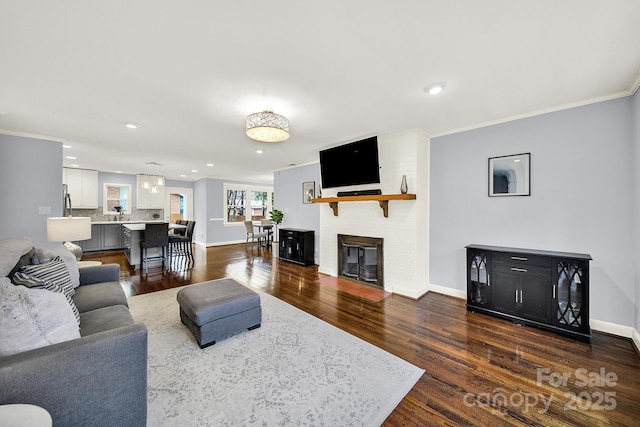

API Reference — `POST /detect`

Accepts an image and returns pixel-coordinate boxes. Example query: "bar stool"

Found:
[169,220,195,269]
[140,222,169,274]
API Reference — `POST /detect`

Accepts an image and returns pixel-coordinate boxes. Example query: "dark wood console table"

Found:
[466,244,592,341]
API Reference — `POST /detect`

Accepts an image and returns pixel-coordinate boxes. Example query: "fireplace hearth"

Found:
[337,234,383,288]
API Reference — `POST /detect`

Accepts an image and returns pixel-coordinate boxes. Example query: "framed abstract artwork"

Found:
[303,181,315,204]
[488,153,530,197]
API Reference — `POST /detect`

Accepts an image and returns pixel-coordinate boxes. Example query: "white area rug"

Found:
[128,285,424,426]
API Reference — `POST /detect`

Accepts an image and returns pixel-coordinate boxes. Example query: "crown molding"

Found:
[0,128,66,143]
[430,90,635,139]
[628,70,640,94]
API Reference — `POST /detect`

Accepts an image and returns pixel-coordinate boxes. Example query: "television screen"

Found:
[319,136,380,189]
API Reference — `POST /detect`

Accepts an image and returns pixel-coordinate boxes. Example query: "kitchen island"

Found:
[123,223,159,270]
[122,222,184,270]
[78,220,166,254]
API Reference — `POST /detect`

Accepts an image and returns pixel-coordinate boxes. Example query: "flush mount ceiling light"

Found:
[125,122,141,129]
[424,82,447,95]
[246,110,289,142]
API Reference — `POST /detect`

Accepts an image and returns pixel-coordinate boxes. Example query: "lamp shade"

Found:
[246,111,290,142]
[47,217,92,242]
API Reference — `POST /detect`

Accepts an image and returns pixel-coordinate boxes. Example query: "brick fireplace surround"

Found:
[317,130,430,299]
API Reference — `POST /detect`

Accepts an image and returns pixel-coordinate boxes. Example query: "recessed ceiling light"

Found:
[115,170,123,173]
[514,159,521,163]
[63,144,72,148]
[191,169,198,173]
[424,82,447,95]
[180,174,186,178]
[256,150,263,154]
[70,164,80,167]
[66,156,76,160]
[125,122,140,129]
[206,163,214,167]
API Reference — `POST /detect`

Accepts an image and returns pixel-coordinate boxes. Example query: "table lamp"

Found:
[47,217,92,261]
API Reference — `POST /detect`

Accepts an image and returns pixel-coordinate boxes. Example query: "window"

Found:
[103,183,132,214]
[224,183,273,225]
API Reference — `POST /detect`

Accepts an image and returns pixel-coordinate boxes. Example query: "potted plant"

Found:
[269,209,284,255]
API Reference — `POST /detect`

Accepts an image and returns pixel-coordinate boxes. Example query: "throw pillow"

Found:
[0,236,33,277]
[12,272,81,325]
[20,257,75,298]
[0,278,80,357]
[32,245,80,288]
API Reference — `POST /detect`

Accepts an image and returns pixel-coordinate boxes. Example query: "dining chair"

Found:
[140,222,169,274]
[244,221,267,248]
[260,219,274,246]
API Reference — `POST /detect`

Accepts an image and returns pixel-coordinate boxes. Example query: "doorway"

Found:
[164,187,194,222]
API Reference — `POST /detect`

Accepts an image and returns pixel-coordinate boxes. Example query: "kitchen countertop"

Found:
[90,220,166,225]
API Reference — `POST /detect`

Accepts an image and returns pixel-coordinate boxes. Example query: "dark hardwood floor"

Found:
[83,245,640,426]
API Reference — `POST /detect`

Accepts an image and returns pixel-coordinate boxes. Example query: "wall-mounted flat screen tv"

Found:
[319,136,380,189]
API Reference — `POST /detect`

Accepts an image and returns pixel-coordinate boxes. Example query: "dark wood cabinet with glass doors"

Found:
[466,244,591,341]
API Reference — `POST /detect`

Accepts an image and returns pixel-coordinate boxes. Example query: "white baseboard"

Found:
[632,328,640,354]
[428,284,640,346]
[195,239,246,247]
[590,319,635,339]
[427,283,466,300]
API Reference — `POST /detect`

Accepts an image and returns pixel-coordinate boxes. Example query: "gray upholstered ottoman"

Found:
[176,278,262,348]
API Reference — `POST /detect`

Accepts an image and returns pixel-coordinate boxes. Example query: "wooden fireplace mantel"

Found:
[311,193,416,218]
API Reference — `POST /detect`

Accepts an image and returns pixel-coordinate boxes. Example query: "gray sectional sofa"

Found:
[0,249,148,427]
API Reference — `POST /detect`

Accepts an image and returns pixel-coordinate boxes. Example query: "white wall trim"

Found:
[164,187,194,222]
[590,319,635,339]
[427,283,466,300]
[430,91,634,139]
[628,69,640,94]
[198,239,246,247]
[632,328,640,354]
[0,128,66,142]
[427,284,639,343]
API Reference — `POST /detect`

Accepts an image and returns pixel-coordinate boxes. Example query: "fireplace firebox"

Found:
[337,234,383,288]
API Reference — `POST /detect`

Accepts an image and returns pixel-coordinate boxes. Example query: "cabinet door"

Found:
[552,260,589,334]
[492,270,518,316]
[136,175,165,209]
[519,275,550,324]
[80,169,98,208]
[80,224,101,252]
[467,251,492,308]
[64,168,83,206]
[64,168,98,208]
[102,224,123,250]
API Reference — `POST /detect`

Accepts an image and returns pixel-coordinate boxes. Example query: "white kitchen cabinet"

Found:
[136,174,165,209]
[63,168,98,208]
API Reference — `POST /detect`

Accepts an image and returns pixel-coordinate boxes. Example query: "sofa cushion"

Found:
[73,281,128,313]
[19,257,75,298]
[0,278,80,357]
[32,245,80,288]
[12,272,81,325]
[79,305,135,336]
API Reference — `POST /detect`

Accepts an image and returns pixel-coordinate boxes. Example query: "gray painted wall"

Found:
[0,134,62,247]
[273,163,321,262]
[193,177,273,246]
[632,90,640,333]
[430,97,636,327]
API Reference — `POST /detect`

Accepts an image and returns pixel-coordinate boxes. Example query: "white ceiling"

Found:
[1,0,639,183]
